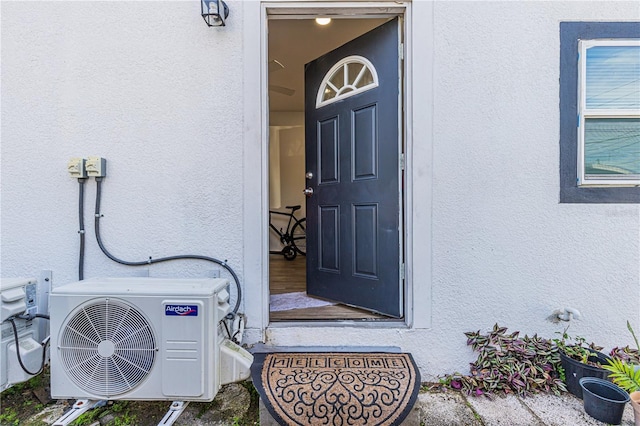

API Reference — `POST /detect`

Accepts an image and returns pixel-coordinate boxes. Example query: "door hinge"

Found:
[400,263,405,280]
[399,43,404,61]
[400,153,405,170]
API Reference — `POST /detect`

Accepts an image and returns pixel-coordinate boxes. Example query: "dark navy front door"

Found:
[304,18,402,318]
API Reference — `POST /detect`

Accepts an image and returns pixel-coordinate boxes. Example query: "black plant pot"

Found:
[559,348,611,399]
[580,377,630,425]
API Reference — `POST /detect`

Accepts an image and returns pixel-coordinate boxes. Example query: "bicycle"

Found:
[269,205,306,260]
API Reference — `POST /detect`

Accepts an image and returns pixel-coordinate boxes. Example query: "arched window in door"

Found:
[316,55,379,108]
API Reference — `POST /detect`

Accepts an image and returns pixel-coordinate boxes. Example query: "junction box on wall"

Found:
[85,157,106,177]
[67,158,87,178]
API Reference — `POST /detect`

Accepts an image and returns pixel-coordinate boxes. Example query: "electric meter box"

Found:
[0,278,43,392]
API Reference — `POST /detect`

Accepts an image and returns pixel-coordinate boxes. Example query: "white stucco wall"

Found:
[427,0,640,375]
[1,1,246,311]
[2,0,639,380]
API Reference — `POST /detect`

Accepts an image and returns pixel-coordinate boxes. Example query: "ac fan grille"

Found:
[59,298,157,397]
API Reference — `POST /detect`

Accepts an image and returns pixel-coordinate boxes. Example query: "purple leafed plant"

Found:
[443,324,567,397]
[610,321,640,364]
[609,345,640,364]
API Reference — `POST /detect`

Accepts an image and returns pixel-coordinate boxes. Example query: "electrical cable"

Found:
[231,314,244,344]
[92,178,242,317]
[5,314,51,376]
[78,178,87,280]
[221,319,232,340]
[16,313,50,321]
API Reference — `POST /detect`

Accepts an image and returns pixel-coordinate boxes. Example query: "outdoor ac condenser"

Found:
[0,278,42,392]
[50,277,252,402]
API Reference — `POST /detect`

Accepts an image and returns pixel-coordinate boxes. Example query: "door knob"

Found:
[303,187,314,197]
[305,172,313,179]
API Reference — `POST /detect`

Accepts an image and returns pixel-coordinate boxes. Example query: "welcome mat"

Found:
[251,352,421,425]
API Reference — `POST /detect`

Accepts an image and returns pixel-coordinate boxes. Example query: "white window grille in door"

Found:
[316,55,379,108]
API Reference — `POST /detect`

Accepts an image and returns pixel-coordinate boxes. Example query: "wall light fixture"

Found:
[201,0,229,27]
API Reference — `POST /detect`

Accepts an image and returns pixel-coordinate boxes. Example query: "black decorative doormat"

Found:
[251,352,421,425]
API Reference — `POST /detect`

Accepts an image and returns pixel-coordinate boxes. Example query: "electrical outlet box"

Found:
[86,156,106,177]
[67,158,86,178]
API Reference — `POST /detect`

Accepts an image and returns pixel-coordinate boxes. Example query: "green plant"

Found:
[70,401,133,426]
[553,327,604,367]
[603,321,640,393]
[627,320,640,350]
[443,324,567,397]
[109,411,137,426]
[603,358,640,393]
[110,401,128,413]
[71,408,103,426]
[0,408,20,426]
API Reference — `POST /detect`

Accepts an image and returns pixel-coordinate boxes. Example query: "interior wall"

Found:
[277,127,305,214]
[269,128,282,209]
[269,125,305,251]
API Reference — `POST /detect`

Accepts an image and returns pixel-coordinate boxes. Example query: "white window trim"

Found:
[316,55,379,108]
[577,39,640,187]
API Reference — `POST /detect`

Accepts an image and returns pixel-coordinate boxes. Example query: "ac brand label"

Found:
[165,304,198,316]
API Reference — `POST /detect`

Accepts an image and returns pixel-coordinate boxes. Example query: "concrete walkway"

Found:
[24,386,639,425]
[260,388,637,425]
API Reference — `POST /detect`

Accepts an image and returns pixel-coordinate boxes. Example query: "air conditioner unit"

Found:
[50,277,252,402]
[1,278,42,392]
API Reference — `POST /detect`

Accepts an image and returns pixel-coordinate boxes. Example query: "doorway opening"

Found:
[267,15,404,322]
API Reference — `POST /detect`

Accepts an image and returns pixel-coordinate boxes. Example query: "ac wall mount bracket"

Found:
[53,400,106,426]
[158,401,190,426]
[52,400,190,426]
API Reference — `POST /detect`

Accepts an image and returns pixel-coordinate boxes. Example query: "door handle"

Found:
[305,172,313,180]
[303,187,314,197]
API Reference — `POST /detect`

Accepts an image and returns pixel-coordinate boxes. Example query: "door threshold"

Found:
[250,343,401,353]
[267,318,407,328]
[269,304,388,321]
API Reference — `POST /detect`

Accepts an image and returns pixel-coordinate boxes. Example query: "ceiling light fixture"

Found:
[315,17,331,26]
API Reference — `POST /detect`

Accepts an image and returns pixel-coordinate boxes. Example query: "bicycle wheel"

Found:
[291,218,306,256]
[283,245,297,261]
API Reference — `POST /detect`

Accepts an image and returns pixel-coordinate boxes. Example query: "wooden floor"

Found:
[269,254,385,321]
[269,254,306,295]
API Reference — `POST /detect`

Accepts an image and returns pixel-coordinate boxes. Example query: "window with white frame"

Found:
[316,56,379,108]
[560,22,640,203]
[578,40,640,186]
